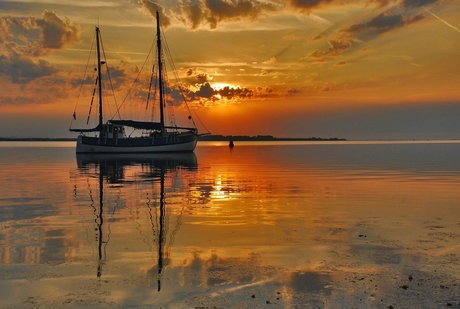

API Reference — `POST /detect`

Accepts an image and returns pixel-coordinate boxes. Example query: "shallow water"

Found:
[0,141,459,308]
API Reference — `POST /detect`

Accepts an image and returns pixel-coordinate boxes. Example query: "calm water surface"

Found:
[0,141,459,308]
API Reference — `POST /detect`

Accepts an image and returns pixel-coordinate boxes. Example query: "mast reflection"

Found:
[76,153,197,290]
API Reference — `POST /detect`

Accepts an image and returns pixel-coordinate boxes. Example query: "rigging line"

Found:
[98,32,122,121]
[85,177,97,262]
[161,29,185,125]
[138,54,154,123]
[142,47,159,125]
[166,172,185,250]
[86,77,98,125]
[70,35,96,129]
[104,184,120,265]
[161,27,208,132]
[151,53,159,123]
[112,39,156,121]
[141,192,154,252]
[146,63,155,110]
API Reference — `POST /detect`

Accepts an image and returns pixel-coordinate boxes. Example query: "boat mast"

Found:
[96,27,103,130]
[156,11,165,131]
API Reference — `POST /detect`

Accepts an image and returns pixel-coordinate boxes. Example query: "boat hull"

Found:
[76,134,197,153]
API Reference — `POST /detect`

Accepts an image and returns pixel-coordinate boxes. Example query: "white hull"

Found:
[76,136,197,153]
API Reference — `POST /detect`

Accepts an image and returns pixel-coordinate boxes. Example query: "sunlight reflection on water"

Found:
[0,141,459,308]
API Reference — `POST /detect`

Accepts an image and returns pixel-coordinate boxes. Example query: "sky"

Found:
[0,0,459,140]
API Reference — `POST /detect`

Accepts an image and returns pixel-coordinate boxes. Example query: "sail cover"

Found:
[109,120,163,130]
[69,124,103,132]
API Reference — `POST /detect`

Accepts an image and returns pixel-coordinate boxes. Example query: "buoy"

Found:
[229,140,234,147]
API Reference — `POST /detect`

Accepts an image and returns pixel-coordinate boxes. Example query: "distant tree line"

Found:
[198,135,345,141]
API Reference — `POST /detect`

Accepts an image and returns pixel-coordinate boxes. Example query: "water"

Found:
[0,141,459,308]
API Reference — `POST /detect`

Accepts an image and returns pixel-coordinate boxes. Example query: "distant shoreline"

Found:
[0,137,76,141]
[0,135,346,142]
[198,135,346,141]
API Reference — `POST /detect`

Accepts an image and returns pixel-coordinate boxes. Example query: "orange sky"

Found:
[0,0,459,139]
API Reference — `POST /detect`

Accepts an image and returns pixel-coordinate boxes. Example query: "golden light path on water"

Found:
[0,141,459,308]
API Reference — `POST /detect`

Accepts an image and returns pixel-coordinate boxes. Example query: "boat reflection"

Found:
[75,153,197,290]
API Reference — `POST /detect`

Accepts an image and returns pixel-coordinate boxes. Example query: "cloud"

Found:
[367,0,443,8]
[311,34,325,41]
[344,11,424,34]
[140,0,441,30]
[4,12,81,57]
[401,0,439,7]
[335,60,349,66]
[5,16,35,31]
[186,68,213,83]
[287,0,336,11]
[70,75,94,88]
[0,11,81,84]
[167,81,280,107]
[0,75,70,106]
[174,0,282,29]
[0,18,10,43]
[35,10,81,50]
[262,56,276,65]
[308,39,352,58]
[196,82,215,98]
[7,11,81,54]
[0,51,57,84]
[139,0,171,27]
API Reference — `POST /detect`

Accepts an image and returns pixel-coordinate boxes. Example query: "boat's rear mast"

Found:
[156,11,165,133]
[96,27,103,132]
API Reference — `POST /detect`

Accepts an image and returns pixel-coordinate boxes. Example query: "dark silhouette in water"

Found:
[76,152,197,291]
[229,139,234,148]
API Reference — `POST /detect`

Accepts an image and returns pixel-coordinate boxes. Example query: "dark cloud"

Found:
[287,88,301,95]
[139,0,171,27]
[35,10,81,50]
[343,11,424,34]
[4,11,81,57]
[401,0,439,7]
[287,0,336,11]
[196,82,215,98]
[0,51,57,84]
[0,18,11,43]
[175,1,204,29]
[186,68,213,83]
[0,94,31,105]
[0,11,81,84]
[216,84,253,100]
[311,34,325,41]
[335,60,349,65]
[0,76,69,106]
[170,82,281,106]
[6,16,35,31]
[367,0,442,7]
[174,0,282,29]
[70,75,95,88]
[142,0,439,30]
[308,39,351,58]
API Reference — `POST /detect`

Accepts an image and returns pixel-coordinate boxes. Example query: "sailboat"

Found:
[70,11,201,153]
